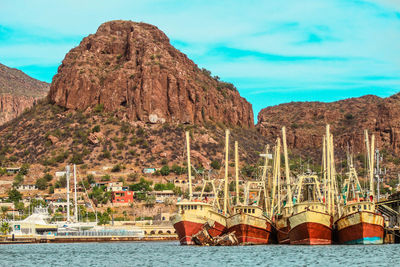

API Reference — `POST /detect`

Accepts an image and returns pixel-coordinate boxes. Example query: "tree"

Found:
[48,185,55,194]
[241,164,257,177]
[1,206,9,220]
[122,211,128,221]
[129,178,152,192]
[173,187,183,196]
[14,202,24,212]
[35,178,48,190]
[160,165,170,176]
[211,160,221,170]
[171,164,184,175]
[145,195,156,208]
[98,212,110,225]
[111,164,121,172]
[1,222,10,235]
[101,174,111,181]
[43,173,53,182]
[8,188,22,202]
[13,173,24,187]
[86,174,95,184]
[71,153,84,164]
[55,175,67,188]
[92,125,101,133]
[154,183,175,191]
[19,164,29,175]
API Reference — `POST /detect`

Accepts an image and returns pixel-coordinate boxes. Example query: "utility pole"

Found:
[66,165,70,223]
[74,164,78,222]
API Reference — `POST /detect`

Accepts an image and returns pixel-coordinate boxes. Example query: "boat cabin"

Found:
[293,202,327,214]
[176,201,212,213]
[234,205,264,217]
[343,202,375,216]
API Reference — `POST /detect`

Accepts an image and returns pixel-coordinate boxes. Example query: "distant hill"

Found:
[257,93,400,182]
[0,63,49,124]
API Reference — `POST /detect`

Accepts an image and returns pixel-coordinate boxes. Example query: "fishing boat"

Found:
[289,125,338,245]
[228,205,273,245]
[335,131,384,244]
[288,173,333,245]
[172,201,227,245]
[226,142,274,245]
[172,131,227,245]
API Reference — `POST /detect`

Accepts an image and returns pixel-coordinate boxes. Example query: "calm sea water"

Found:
[0,241,398,267]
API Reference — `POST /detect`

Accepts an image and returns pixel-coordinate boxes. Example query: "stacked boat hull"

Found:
[276,217,290,244]
[289,210,333,245]
[335,211,384,245]
[172,206,227,245]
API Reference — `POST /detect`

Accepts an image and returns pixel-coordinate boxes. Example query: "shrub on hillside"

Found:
[160,165,170,176]
[211,160,221,170]
[35,178,48,190]
[111,164,122,172]
[92,125,101,133]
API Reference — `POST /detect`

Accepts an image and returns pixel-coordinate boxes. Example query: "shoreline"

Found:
[0,235,178,245]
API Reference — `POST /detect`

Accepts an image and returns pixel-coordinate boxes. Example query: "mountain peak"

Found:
[49,20,253,128]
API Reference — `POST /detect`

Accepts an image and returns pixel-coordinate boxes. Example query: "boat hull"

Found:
[289,210,332,245]
[227,213,273,245]
[173,219,204,245]
[277,225,290,244]
[172,211,227,245]
[335,211,384,245]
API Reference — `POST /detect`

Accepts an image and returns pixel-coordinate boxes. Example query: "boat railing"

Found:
[56,229,144,237]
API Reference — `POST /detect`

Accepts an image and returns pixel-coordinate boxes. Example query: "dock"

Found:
[0,234,177,244]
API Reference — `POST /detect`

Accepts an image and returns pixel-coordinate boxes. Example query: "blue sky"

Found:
[0,0,400,121]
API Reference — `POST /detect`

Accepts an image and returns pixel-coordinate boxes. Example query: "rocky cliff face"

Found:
[0,94,41,124]
[0,63,49,125]
[49,20,253,127]
[257,94,400,154]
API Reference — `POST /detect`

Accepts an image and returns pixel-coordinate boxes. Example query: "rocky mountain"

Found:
[0,63,49,124]
[0,20,263,197]
[49,20,253,128]
[257,93,400,162]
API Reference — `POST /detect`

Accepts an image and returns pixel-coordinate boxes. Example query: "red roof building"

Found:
[112,191,134,203]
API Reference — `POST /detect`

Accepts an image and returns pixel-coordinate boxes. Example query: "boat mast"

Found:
[270,138,281,216]
[325,125,331,214]
[270,142,278,217]
[329,134,338,216]
[223,129,230,215]
[282,127,292,211]
[74,164,78,222]
[261,145,270,214]
[66,165,71,223]
[235,141,240,205]
[185,131,193,201]
[276,138,281,215]
[370,134,375,201]
[322,136,327,204]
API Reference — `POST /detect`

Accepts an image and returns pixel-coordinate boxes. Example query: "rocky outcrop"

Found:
[256,93,400,154]
[49,20,253,127]
[0,63,49,125]
[0,94,42,124]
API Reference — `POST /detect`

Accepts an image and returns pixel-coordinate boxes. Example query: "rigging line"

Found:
[77,169,98,223]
